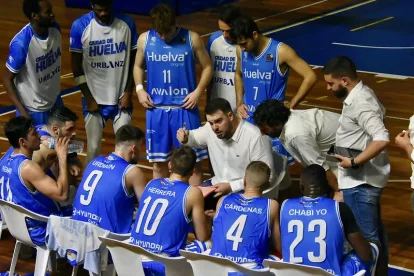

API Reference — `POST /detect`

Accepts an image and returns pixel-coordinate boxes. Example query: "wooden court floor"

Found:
[0,0,413,274]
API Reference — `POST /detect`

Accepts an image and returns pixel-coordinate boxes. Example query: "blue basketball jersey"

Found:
[241,38,288,117]
[280,197,345,276]
[210,194,271,267]
[0,151,61,245]
[144,28,196,106]
[72,153,136,233]
[130,178,191,256]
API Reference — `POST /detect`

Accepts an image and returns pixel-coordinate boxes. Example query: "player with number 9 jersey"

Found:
[210,194,271,268]
[280,196,344,275]
[72,125,147,233]
[72,153,136,233]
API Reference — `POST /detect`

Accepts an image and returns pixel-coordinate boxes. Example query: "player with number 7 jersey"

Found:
[129,146,211,275]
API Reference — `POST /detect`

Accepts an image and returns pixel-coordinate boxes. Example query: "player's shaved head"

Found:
[245,161,271,190]
[300,164,331,198]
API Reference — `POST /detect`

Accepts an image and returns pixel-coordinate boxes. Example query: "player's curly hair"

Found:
[253,99,291,129]
[22,0,42,20]
[230,15,260,41]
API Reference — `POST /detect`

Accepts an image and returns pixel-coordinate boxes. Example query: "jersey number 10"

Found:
[135,196,169,236]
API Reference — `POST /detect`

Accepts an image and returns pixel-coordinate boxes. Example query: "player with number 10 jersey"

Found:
[129,146,210,275]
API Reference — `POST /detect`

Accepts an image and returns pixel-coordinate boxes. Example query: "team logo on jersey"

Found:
[8,56,14,64]
[180,37,186,44]
[107,155,115,161]
[300,197,319,207]
[161,179,175,187]
[266,54,274,62]
[239,198,254,206]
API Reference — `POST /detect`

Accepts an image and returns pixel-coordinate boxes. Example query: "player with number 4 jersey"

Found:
[209,161,281,271]
[280,165,374,276]
[72,125,146,233]
[130,146,211,276]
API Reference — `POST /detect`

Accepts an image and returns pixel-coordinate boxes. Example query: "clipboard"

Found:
[197,186,217,198]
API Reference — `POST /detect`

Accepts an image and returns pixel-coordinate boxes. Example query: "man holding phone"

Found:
[253,99,341,196]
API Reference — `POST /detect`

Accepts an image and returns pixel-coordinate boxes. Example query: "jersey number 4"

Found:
[226,214,247,251]
[288,219,327,263]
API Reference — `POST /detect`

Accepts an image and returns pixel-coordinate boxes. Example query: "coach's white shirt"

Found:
[280,108,340,170]
[336,81,390,189]
[186,119,275,192]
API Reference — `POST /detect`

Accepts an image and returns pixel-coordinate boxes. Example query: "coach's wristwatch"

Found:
[350,158,359,169]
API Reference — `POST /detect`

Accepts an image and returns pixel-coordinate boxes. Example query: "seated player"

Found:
[33,106,82,214]
[0,117,70,245]
[72,125,147,234]
[209,161,281,274]
[280,164,375,275]
[129,145,211,275]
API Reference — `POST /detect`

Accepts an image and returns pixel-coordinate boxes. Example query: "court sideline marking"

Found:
[200,0,330,37]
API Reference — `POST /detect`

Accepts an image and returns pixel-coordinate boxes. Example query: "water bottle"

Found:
[47,137,84,154]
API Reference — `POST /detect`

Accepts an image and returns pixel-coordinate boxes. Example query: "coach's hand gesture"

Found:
[177,128,189,144]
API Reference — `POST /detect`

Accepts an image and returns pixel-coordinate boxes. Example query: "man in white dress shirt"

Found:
[394,116,414,214]
[323,56,390,276]
[253,99,341,195]
[176,98,276,197]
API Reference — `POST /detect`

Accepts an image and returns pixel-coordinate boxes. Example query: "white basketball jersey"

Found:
[70,12,138,105]
[207,31,237,111]
[6,23,62,111]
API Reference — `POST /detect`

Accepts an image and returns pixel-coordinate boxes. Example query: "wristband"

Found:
[75,75,86,85]
[136,84,144,92]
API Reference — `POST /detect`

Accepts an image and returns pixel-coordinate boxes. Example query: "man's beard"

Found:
[333,86,348,99]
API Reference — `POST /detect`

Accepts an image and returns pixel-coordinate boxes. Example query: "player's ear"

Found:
[243,176,247,188]
[168,161,172,171]
[52,125,59,135]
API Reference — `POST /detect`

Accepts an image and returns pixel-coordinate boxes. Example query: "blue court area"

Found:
[389,266,414,276]
[268,0,414,77]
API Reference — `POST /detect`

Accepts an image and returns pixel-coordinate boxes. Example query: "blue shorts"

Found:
[146,107,208,162]
[341,251,368,276]
[142,261,166,276]
[245,117,294,165]
[81,98,132,128]
[16,97,64,126]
